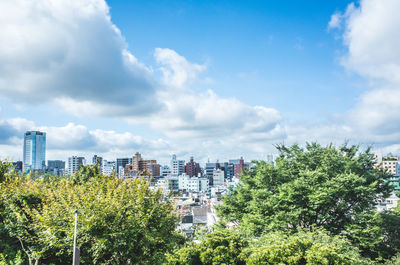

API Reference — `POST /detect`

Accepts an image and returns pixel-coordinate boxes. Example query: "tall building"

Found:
[47,160,65,176]
[116,158,132,174]
[171,154,185,176]
[92,155,103,167]
[161,165,171,177]
[213,168,225,187]
[132,152,142,171]
[68,156,86,175]
[126,153,160,176]
[381,156,400,190]
[185,156,201,177]
[23,131,46,172]
[233,157,249,177]
[102,160,115,176]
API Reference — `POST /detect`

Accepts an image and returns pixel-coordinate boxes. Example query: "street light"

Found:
[72,209,80,265]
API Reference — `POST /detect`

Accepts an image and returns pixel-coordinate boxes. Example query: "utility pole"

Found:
[72,209,80,265]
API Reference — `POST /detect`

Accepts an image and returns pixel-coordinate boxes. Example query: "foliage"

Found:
[0,164,183,265]
[244,229,371,265]
[166,228,371,265]
[217,143,396,260]
[165,229,247,265]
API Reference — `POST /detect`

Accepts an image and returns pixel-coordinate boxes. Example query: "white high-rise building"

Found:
[213,168,225,187]
[171,154,185,176]
[23,131,46,172]
[102,160,115,176]
[68,156,86,175]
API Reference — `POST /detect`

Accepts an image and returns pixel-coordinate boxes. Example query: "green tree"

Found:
[243,229,371,265]
[218,143,395,260]
[165,229,247,265]
[0,164,184,264]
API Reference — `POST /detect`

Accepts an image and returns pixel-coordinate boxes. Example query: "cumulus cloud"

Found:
[298,0,400,154]
[0,117,173,161]
[0,0,161,117]
[130,49,286,151]
[154,48,206,88]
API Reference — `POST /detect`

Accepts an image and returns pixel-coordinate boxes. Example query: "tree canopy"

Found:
[0,164,183,265]
[217,143,398,260]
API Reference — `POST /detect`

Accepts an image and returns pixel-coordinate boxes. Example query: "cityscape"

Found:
[2,0,400,264]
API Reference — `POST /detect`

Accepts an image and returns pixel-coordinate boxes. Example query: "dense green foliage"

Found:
[0,165,182,265]
[2,142,400,264]
[217,143,400,261]
[166,228,371,265]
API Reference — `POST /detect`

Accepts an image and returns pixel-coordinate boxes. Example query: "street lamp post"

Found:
[72,209,79,265]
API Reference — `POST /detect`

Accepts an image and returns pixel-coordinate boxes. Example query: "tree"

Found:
[165,229,247,265]
[218,143,395,259]
[0,164,184,264]
[243,229,371,265]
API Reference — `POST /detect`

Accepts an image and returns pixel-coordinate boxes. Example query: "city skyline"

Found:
[1,0,400,164]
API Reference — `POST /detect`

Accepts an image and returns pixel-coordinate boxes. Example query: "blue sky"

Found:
[1,0,400,164]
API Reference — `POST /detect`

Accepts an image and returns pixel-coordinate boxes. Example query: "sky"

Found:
[1,0,400,165]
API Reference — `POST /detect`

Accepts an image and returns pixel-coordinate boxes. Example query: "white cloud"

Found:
[328,12,342,30]
[0,0,161,117]
[154,48,206,88]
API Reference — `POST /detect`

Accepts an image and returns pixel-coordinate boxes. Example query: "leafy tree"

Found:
[165,229,247,265]
[243,229,371,265]
[218,143,395,259]
[0,164,184,264]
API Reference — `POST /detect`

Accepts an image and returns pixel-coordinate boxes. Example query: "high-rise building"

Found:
[161,165,171,177]
[126,153,160,176]
[381,156,400,190]
[213,168,225,187]
[92,155,103,167]
[68,156,86,175]
[23,131,46,172]
[185,156,201,177]
[171,154,185,176]
[102,160,115,176]
[132,152,142,171]
[47,160,65,176]
[116,158,132,174]
[233,157,249,177]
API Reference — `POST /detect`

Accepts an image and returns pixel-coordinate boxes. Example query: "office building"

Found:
[68,156,86,175]
[381,156,400,190]
[185,157,201,177]
[116,158,132,174]
[47,160,65,176]
[161,165,171,177]
[102,160,115,176]
[171,154,185,176]
[23,131,46,172]
[213,168,225,187]
[92,155,103,167]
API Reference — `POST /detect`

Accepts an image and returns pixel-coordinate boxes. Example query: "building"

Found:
[232,157,249,177]
[185,157,201,177]
[92,155,103,167]
[178,173,209,192]
[68,156,86,175]
[381,156,400,190]
[213,168,225,187]
[102,160,115,176]
[116,158,132,174]
[125,153,161,176]
[47,160,65,176]
[161,165,171,177]
[132,152,142,171]
[171,154,185,176]
[23,131,46,172]
[12,161,23,172]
